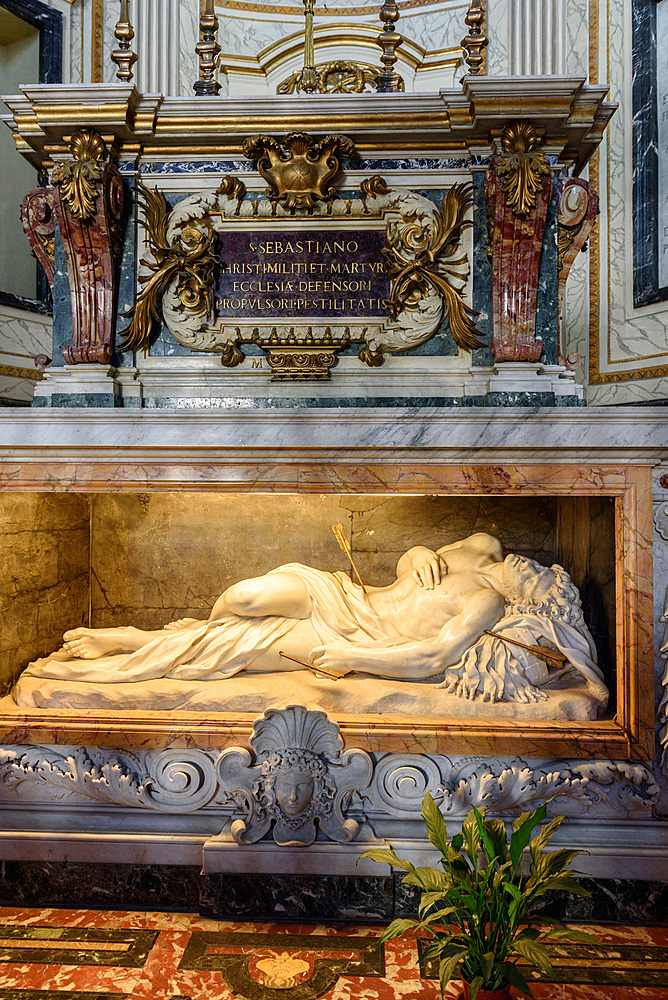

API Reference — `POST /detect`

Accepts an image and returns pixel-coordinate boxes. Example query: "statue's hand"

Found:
[311,644,354,675]
[410,546,446,590]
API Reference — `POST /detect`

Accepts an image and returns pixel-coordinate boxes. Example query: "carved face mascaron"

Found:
[274,770,315,817]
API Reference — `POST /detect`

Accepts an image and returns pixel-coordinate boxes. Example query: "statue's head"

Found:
[502,553,585,627]
[254,748,336,829]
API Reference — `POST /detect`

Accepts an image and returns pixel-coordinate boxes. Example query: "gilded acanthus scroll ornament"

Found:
[485,121,553,362]
[496,121,550,218]
[216,706,372,847]
[46,129,126,364]
[277,61,381,95]
[242,132,357,211]
[384,183,482,351]
[118,183,218,353]
[52,129,107,221]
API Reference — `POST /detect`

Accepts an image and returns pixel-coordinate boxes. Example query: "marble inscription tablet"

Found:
[214,228,390,320]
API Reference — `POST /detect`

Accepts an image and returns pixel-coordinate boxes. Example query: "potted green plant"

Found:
[360,793,597,999]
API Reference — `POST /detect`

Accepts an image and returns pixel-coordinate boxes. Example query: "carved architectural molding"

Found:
[48,129,125,365]
[0,746,219,813]
[363,754,658,820]
[486,121,553,363]
[217,706,373,846]
[0,744,657,821]
[20,188,55,290]
[252,328,350,380]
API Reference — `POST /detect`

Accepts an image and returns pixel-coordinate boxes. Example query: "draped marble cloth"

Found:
[20,563,406,686]
[442,606,608,708]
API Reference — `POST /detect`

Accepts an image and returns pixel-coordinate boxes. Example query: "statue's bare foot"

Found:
[62,628,127,660]
[163,618,200,632]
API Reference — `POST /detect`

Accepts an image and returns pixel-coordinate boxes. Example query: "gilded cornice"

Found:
[2,79,615,173]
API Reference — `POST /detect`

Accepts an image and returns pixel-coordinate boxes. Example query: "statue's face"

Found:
[504,553,556,602]
[275,771,314,817]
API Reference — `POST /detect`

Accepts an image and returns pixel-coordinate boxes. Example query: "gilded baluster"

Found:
[461,0,488,76]
[111,0,137,83]
[375,0,404,93]
[194,0,221,95]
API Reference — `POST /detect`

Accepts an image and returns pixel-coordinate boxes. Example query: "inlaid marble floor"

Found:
[0,907,665,999]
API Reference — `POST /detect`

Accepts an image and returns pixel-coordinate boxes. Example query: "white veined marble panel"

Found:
[586,0,668,402]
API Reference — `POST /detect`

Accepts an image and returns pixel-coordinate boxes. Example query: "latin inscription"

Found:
[214,229,390,319]
[659,0,668,287]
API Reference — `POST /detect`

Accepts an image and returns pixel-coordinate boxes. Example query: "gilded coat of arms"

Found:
[242,132,356,211]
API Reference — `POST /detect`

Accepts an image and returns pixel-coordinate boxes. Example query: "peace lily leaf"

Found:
[358,848,414,871]
[510,803,548,870]
[473,807,497,864]
[421,791,450,856]
[484,818,509,863]
[402,866,447,890]
[512,937,555,976]
[422,905,460,925]
[502,960,534,998]
[462,809,481,865]
[529,816,563,862]
[468,975,484,1000]
[439,950,467,992]
[418,890,447,917]
[545,928,599,943]
[480,951,495,980]
[451,832,464,852]
[529,875,590,898]
[378,918,420,944]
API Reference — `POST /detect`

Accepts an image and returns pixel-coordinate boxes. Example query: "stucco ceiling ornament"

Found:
[155,169,479,365]
[217,705,373,846]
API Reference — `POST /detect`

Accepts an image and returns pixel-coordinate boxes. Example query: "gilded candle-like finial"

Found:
[375,0,404,93]
[111,0,137,83]
[194,0,222,95]
[300,0,318,94]
[461,0,488,76]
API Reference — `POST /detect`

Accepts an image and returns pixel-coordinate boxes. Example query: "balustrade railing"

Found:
[110,0,489,95]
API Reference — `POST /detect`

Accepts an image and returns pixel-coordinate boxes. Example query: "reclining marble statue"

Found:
[15,532,608,712]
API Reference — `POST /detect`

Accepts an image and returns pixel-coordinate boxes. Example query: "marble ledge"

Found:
[0,407,667,467]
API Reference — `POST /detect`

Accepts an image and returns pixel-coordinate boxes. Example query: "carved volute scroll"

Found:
[486,121,553,363]
[217,706,373,847]
[557,176,599,321]
[49,129,126,365]
[21,188,56,290]
[118,182,218,353]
